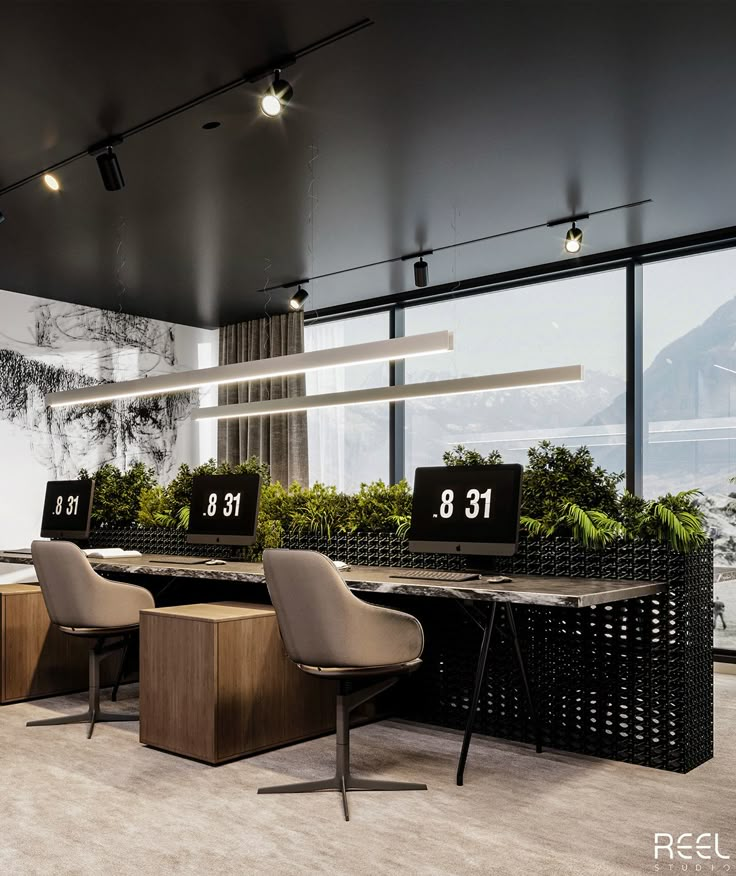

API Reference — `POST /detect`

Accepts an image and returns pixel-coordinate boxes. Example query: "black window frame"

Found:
[304,225,736,664]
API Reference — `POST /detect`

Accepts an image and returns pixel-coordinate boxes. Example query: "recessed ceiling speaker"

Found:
[96,147,125,192]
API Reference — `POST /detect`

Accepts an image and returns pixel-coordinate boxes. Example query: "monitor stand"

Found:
[463,556,500,576]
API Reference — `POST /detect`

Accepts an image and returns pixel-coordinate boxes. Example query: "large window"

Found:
[403,271,627,479]
[642,249,736,652]
[304,312,390,491]
[304,250,736,658]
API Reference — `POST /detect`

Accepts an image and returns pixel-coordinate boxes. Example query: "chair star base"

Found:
[258,774,427,822]
[27,710,139,738]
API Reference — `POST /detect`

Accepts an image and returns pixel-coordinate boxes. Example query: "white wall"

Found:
[0,288,217,546]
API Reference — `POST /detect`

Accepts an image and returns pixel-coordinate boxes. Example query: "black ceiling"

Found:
[1,1,736,328]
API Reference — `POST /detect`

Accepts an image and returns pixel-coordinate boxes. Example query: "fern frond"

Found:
[177,505,190,530]
[520,516,555,538]
[560,502,623,548]
[388,514,412,539]
[649,500,706,552]
[153,511,176,528]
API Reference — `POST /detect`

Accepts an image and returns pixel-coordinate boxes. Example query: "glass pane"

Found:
[304,312,390,491]
[642,248,736,652]
[404,270,626,480]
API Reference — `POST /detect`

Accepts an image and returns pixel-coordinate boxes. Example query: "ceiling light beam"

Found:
[45,330,454,409]
[192,364,584,421]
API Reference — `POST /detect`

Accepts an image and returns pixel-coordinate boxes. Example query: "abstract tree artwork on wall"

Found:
[0,299,192,480]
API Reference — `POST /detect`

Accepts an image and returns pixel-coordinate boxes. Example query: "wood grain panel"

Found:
[216,614,335,761]
[139,603,336,764]
[139,612,216,762]
[1,586,118,703]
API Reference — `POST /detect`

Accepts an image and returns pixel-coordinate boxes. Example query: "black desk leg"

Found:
[456,602,497,786]
[505,603,543,754]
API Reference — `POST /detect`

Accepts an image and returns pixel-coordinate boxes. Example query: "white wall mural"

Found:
[0,288,216,545]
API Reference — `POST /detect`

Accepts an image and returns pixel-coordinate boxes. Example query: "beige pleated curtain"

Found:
[217,312,308,486]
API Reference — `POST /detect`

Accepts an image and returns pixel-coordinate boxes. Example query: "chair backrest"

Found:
[262,549,423,669]
[31,540,153,629]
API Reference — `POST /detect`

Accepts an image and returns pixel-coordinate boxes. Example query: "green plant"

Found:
[346,480,413,533]
[519,515,554,538]
[445,439,706,553]
[138,485,172,527]
[289,483,355,539]
[79,461,156,528]
[521,441,623,531]
[643,490,707,552]
[521,503,625,547]
[443,445,504,466]
[559,502,626,548]
[388,514,412,538]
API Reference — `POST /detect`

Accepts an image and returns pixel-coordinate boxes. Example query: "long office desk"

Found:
[0,551,667,780]
[0,552,663,604]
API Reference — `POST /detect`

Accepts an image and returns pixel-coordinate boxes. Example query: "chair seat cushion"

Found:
[58,623,140,637]
[296,658,422,678]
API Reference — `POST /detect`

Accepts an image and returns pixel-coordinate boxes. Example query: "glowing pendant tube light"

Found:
[45,331,454,409]
[192,364,584,421]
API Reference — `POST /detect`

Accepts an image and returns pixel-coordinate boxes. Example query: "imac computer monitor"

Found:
[40,479,95,540]
[408,464,523,557]
[186,473,261,546]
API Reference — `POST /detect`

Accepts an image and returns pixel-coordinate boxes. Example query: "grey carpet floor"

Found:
[1,676,734,876]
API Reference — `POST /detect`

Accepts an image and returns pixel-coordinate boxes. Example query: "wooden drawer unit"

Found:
[0,584,114,703]
[139,602,335,764]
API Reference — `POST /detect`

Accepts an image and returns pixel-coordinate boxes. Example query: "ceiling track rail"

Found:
[0,17,374,198]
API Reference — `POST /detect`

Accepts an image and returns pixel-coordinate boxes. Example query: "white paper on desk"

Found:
[83,548,142,559]
[0,565,38,584]
[331,559,352,572]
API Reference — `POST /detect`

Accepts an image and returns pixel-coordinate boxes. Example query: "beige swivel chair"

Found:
[29,540,154,738]
[259,549,427,821]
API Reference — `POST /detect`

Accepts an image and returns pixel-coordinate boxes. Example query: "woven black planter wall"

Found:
[388,539,713,774]
[280,531,465,569]
[88,527,244,559]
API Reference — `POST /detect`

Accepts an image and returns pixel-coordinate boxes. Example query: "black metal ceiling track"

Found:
[304,223,736,324]
[0,17,374,198]
[264,199,652,293]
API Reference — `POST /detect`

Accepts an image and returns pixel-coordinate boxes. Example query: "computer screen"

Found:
[186,473,261,546]
[40,479,95,539]
[408,464,523,556]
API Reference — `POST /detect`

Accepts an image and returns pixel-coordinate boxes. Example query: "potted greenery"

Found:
[440,441,710,580]
[81,439,711,570]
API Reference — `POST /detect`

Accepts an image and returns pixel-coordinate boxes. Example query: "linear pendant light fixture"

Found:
[191,364,584,422]
[45,331,454,409]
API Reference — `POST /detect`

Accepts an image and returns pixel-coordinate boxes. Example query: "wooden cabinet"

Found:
[0,584,107,703]
[139,602,335,764]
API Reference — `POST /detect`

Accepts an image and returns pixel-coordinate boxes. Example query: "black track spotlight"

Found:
[414,258,429,287]
[564,222,583,254]
[261,71,294,118]
[96,146,125,192]
[289,285,309,311]
[0,211,5,224]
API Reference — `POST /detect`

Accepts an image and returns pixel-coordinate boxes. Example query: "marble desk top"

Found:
[0,552,663,608]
